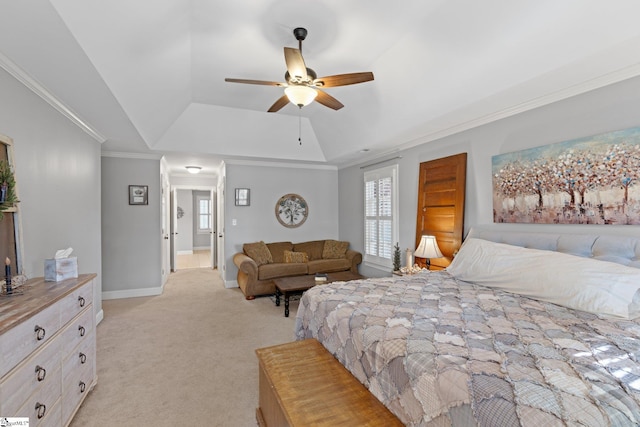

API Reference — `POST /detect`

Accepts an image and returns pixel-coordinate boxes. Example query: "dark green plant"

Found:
[0,160,18,220]
[393,242,401,271]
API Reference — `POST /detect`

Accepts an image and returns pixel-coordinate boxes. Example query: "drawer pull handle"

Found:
[78,296,85,307]
[79,325,86,336]
[35,402,46,419]
[79,381,86,393]
[35,365,47,381]
[34,325,46,341]
[79,352,87,364]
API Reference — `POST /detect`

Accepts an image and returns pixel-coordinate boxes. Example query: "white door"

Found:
[170,189,178,272]
[161,173,170,283]
[216,177,225,280]
[210,188,216,268]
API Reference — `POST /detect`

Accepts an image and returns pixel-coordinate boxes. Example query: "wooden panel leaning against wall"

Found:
[415,152,467,270]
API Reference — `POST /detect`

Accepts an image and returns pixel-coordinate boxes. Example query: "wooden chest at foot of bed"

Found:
[255,339,402,427]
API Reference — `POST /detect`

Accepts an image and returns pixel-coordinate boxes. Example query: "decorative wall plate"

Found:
[275,193,308,228]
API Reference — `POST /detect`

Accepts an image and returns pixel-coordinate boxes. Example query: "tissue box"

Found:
[44,257,78,282]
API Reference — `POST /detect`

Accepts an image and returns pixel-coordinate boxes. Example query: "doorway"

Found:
[171,186,216,271]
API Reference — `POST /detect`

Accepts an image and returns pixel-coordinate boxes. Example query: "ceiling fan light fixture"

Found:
[285,85,317,107]
[185,166,202,174]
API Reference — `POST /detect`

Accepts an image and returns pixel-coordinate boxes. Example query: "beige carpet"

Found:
[70,268,296,427]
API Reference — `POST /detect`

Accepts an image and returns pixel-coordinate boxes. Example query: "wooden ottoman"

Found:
[255,339,402,427]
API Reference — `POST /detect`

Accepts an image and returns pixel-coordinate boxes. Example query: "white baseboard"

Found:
[193,246,210,251]
[96,309,104,325]
[224,279,238,289]
[102,286,164,300]
[177,250,193,255]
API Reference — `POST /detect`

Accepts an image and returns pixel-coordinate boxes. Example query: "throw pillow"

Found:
[322,240,349,259]
[243,241,273,266]
[284,250,309,263]
[267,241,293,263]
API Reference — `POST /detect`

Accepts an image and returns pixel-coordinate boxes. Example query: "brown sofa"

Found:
[232,239,362,299]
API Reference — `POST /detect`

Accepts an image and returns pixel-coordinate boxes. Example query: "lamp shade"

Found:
[285,85,317,107]
[414,235,443,259]
[186,166,202,174]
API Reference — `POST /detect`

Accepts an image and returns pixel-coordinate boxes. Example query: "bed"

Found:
[294,228,640,426]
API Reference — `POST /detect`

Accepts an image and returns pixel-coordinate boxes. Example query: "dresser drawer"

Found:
[14,366,62,425]
[60,279,93,326]
[0,336,62,414]
[62,349,95,425]
[59,306,94,354]
[36,398,62,427]
[0,302,61,377]
[62,331,95,380]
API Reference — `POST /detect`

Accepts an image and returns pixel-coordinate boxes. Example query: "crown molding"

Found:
[101,150,163,160]
[339,63,640,170]
[224,158,337,171]
[0,51,107,143]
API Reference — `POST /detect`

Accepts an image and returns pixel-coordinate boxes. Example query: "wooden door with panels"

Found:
[415,153,467,270]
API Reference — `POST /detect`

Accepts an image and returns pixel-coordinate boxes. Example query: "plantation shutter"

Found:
[364,165,398,268]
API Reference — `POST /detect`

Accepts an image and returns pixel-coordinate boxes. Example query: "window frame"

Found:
[196,194,212,234]
[363,164,399,270]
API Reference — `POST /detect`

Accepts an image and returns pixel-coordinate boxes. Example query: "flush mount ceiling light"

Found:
[185,166,202,174]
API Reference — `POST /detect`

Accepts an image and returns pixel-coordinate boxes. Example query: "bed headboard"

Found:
[467,227,640,268]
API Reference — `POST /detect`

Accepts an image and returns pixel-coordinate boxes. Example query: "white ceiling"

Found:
[2,1,640,176]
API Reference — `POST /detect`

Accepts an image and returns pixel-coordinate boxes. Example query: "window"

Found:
[364,165,398,269]
[197,195,212,233]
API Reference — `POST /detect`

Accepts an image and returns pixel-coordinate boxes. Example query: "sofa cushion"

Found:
[293,240,325,261]
[258,263,308,280]
[322,240,349,259]
[243,241,273,266]
[284,250,309,263]
[267,241,293,263]
[307,258,351,274]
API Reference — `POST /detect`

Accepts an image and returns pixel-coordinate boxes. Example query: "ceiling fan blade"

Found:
[315,90,344,110]
[225,78,285,87]
[284,47,307,81]
[314,72,374,88]
[267,95,290,113]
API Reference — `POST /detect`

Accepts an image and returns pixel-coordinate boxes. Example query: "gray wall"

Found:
[176,189,193,253]
[224,163,339,283]
[0,68,103,316]
[339,75,640,277]
[101,156,162,296]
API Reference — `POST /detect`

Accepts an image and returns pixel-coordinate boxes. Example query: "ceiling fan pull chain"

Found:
[298,108,302,145]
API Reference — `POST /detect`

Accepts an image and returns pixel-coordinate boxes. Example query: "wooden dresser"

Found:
[0,274,97,426]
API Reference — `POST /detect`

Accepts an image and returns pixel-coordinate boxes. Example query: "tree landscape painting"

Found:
[493,126,640,225]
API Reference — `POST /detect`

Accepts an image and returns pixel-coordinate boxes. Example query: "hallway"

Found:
[176,250,212,269]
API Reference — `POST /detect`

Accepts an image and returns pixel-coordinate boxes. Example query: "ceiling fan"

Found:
[225,27,374,112]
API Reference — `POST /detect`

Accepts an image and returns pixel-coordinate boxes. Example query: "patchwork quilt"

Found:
[294,271,640,426]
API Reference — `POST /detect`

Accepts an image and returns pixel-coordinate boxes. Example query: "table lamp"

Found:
[414,235,443,269]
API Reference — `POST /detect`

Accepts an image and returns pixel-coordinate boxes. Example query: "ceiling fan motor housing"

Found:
[285,68,317,85]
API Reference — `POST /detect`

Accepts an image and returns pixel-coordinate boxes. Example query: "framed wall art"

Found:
[129,185,148,205]
[275,193,308,228]
[235,188,250,206]
[492,125,640,225]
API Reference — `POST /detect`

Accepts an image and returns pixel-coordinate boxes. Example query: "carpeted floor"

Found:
[70,268,296,427]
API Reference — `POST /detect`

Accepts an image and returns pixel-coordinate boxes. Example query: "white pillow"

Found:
[447,238,640,319]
